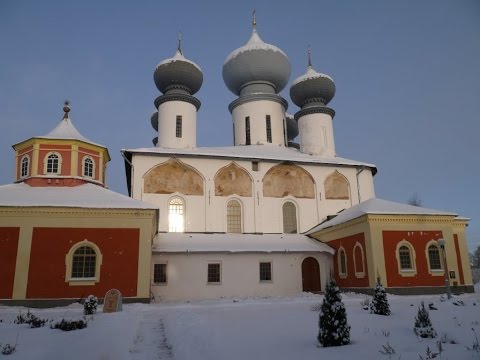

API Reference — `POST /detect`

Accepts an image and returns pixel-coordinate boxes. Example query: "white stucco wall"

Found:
[232,100,286,146]
[150,252,332,301]
[132,154,376,234]
[157,101,197,148]
[298,112,335,157]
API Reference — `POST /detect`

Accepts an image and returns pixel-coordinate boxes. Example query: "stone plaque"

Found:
[103,288,123,313]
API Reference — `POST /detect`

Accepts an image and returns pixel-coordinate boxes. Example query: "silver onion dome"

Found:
[290,49,335,107]
[223,17,290,96]
[153,36,203,95]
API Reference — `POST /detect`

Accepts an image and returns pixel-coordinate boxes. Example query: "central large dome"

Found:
[223,29,291,96]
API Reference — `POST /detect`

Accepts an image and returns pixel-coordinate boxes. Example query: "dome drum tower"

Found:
[290,50,336,157]
[223,18,291,147]
[153,37,203,149]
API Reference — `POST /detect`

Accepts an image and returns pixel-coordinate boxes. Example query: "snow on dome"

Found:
[37,107,103,148]
[223,28,291,96]
[154,46,203,95]
[290,65,336,107]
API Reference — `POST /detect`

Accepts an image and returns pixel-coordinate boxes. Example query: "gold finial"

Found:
[252,10,256,30]
[63,100,70,119]
[177,31,183,55]
[307,45,312,68]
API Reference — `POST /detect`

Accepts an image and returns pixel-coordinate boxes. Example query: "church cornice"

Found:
[228,93,288,113]
[0,207,158,218]
[154,93,201,110]
[294,106,335,121]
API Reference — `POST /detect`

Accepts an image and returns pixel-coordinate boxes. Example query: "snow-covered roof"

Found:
[0,183,158,210]
[308,198,458,233]
[156,49,202,73]
[291,66,334,86]
[153,232,334,254]
[36,118,103,147]
[224,30,288,65]
[123,145,376,170]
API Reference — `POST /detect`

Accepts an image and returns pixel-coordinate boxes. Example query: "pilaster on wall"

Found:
[12,226,33,299]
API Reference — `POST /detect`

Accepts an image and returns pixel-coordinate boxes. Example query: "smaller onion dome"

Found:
[151,111,158,131]
[285,113,299,140]
[290,48,335,107]
[223,13,291,96]
[153,34,203,95]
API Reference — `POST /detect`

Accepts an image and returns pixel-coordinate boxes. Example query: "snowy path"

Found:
[129,312,173,359]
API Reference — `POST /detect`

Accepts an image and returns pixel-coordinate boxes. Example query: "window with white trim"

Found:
[398,245,413,270]
[83,157,94,178]
[154,263,167,284]
[45,153,61,174]
[282,201,297,234]
[353,243,365,275]
[227,199,242,233]
[168,197,185,232]
[21,155,30,178]
[207,263,221,283]
[259,262,272,282]
[339,248,347,276]
[428,244,442,270]
[72,246,96,278]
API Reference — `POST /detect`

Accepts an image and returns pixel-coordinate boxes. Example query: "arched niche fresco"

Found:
[262,162,315,198]
[324,170,350,200]
[214,162,252,197]
[144,158,204,195]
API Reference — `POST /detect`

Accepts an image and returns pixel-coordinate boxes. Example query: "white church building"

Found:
[122,20,473,301]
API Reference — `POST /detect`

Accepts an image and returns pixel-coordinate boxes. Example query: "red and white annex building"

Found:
[0,20,474,305]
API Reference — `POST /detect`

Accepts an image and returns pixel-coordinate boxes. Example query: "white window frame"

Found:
[353,242,365,278]
[20,154,30,178]
[425,240,443,275]
[282,200,298,234]
[168,196,185,233]
[82,156,95,178]
[207,262,222,284]
[396,240,417,277]
[338,246,347,278]
[226,198,243,233]
[65,240,103,286]
[43,151,62,175]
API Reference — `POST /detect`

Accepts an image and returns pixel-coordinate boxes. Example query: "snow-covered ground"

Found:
[1,288,479,359]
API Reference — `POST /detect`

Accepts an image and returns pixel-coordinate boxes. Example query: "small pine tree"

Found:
[83,295,98,315]
[318,279,351,347]
[414,301,437,338]
[370,280,391,316]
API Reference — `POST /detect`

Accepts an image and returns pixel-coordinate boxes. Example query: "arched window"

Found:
[45,152,61,174]
[83,157,94,178]
[226,199,242,233]
[282,202,297,234]
[168,197,185,232]
[21,155,30,178]
[338,248,347,276]
[72,246,96,278]
[353,243,365,275]
[398,245,413,270]
[428,244,442,270]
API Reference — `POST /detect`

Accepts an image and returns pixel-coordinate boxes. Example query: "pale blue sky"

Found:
[1,0,479,249]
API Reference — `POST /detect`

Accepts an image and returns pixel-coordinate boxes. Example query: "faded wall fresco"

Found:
[324,171,349,199]
[214,163,252,197]
[262,163,315,198]
[144,158,204,195]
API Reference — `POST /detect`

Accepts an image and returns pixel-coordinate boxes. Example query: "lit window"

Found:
[83,157,94,178]
[154,263,167,284]
[176,116,182,138]
[71,246,96,278]
[46,153,60,174]
[245,116,251,145]
[259,262,272,282]
[266,115,272,143]
[282,202,297,234]
[208,263,221,283]
[168,197,185,232]
[428,244,442,270]
[21,155,29,178]
[227,200,242,233]
[399,245,412,270]
[339,249,347,275]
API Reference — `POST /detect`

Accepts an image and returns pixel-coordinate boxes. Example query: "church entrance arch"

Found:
[302,257,321,293]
